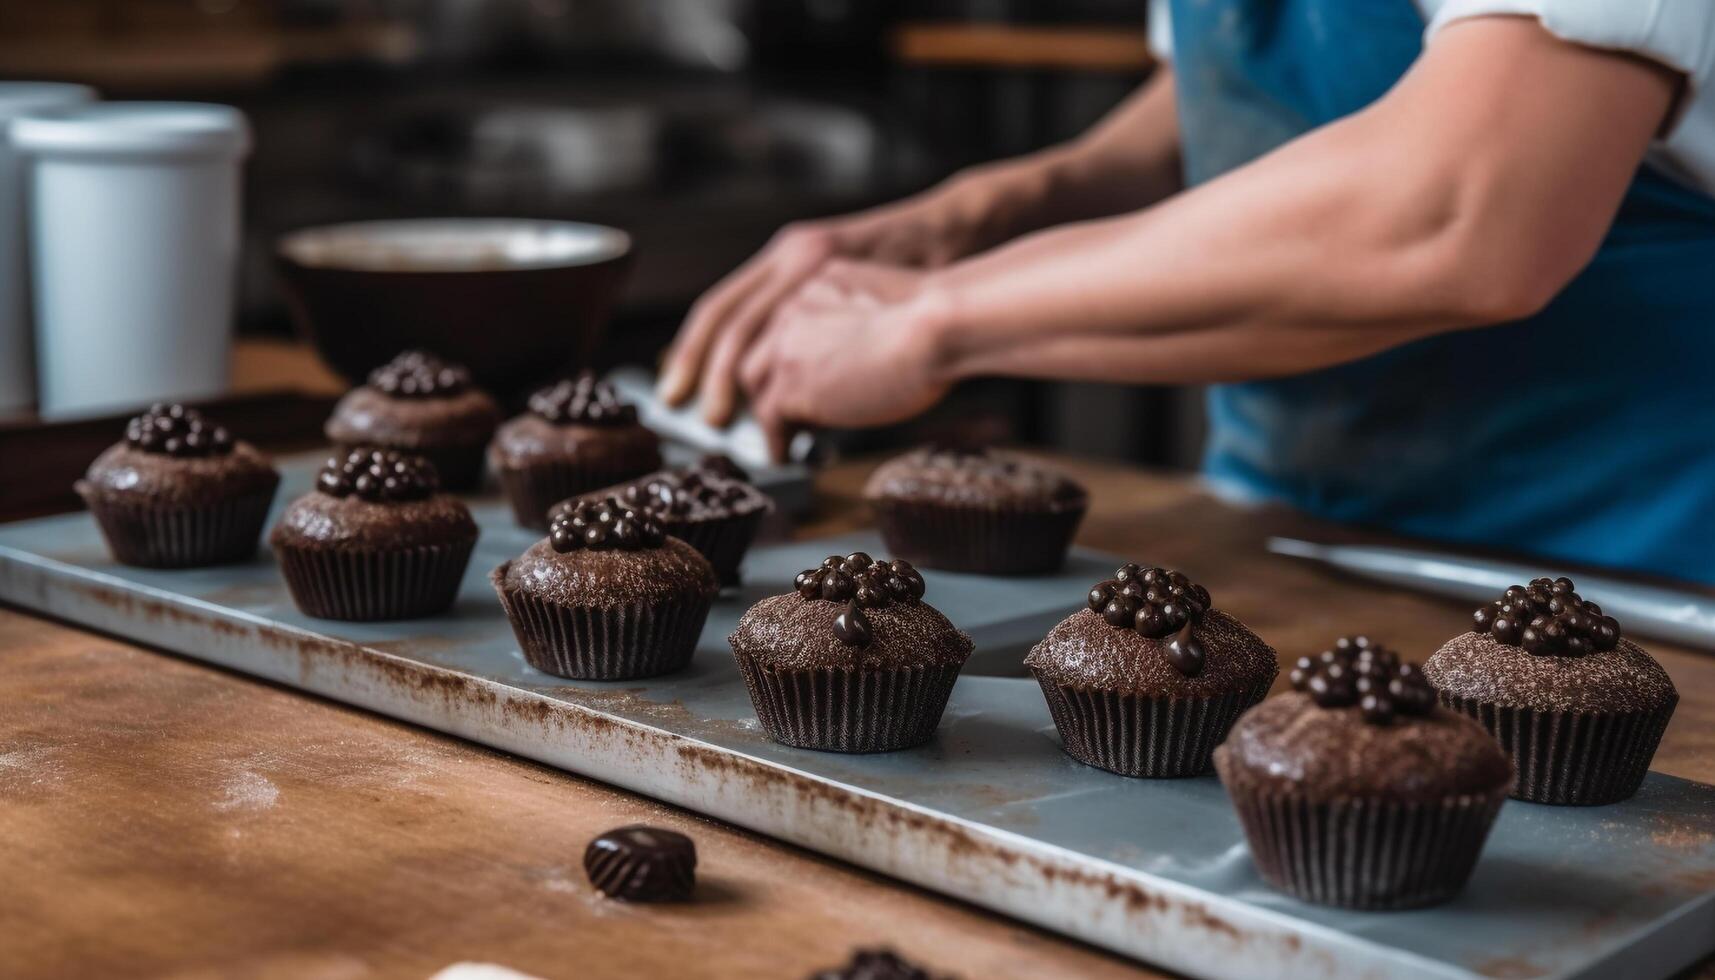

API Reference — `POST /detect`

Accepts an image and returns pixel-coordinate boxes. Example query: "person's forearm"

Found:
[911,19,1674,385]
[953,68,1183,237]
[872,68,1183,261]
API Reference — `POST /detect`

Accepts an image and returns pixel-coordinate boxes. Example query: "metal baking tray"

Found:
[2,460,1711,980]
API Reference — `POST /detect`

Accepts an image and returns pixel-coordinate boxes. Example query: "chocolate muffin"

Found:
[489,372,662,529]
[551,454,772,588]
[270,448,477,621]
[863,445,1086,575]
[1424,576,1678,805]
[1025,564,1277,777]
[1216,637,1514,909]
[493,495,717,679]
[77,403,280,568]
[324,350,501,491]
[730,553,973,753]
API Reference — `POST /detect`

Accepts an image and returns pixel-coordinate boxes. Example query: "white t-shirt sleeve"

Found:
[1148,0,1174,61]
[1421,0,1715,193]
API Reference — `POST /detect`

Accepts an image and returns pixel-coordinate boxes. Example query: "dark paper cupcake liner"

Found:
[1033,673,1273,778]
[335,441,487,493]
[1439,693,1677,806]
[869,497,1086,575]
[1222,781,1506,910]
[731,651,964,753]
[498,459,660,531]
[276,538,474,621]
[78,479,279,569]
[492,563,712,680]
[664,508,767,588]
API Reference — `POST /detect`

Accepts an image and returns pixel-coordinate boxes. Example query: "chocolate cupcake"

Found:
[551,455,772,588]
[492,495,716,680]
[76,404,280,568]
[270,448,477,621]
[1025,564,1277,777]
[730,553,972,753]
[863,445,1086,575]
[489,372,662,530]
[1424,576,1678,805]
[324,350,501,491]
[1216,637,1513,909]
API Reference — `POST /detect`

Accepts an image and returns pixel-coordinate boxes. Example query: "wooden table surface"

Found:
[3,453,1712,980]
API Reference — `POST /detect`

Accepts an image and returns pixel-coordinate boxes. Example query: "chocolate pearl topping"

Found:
[618,461,755,519]
[809,948,947,980]
[1289,636,1437,725]
[696,453,750,483]
[1471,576,1619,657]
[549,495,668,553]
[125,403,233,458]
[367,349,471,398]
[528,371,639,426]
[1085,564,1212,677]
[316,447,438,502]
[793,553,926,648]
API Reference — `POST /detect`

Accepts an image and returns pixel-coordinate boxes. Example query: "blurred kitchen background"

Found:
[0,0,1203,467]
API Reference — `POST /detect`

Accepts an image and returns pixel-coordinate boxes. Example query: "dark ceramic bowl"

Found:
[276,219,632,399]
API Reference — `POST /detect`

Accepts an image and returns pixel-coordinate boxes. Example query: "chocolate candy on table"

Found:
[1288,636,1437,725]
[548,496,667,553]
[367,349,471,398]
[527,370,638,426]
[583,825,697,902]
[808,948,950,980]
[792,553,926,649]
[315,447,439,503]
[1471,575,1620,657]
[124,403,233,458]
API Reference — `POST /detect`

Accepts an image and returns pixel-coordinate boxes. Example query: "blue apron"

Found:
[1173,0,1715,585]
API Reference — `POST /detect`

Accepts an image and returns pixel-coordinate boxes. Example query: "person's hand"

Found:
[737,261,953,460]
[656,179,1002,427]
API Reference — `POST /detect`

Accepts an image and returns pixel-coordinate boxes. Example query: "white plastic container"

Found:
[0,83,95,415]
[12,102,250,419]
